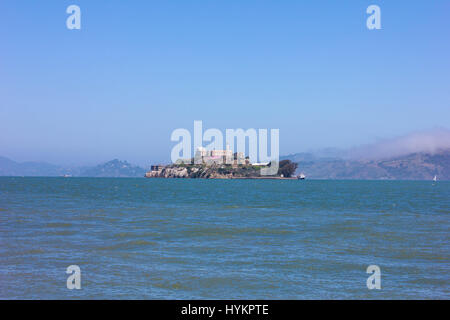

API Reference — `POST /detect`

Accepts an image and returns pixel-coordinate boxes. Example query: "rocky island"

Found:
[145,160,298,179]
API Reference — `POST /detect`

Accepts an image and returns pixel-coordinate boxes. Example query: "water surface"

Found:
[0,177,448,299]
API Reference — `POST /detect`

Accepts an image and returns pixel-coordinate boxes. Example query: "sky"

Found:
[0,0,449,166]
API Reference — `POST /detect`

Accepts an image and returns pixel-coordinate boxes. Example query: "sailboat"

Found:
[297,173,306,180]
[433,175,437,182]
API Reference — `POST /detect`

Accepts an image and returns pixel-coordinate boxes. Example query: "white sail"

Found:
[433,175,437,182]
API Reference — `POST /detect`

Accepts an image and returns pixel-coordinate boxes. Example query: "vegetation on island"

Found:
[277,160,298,178]
[147,159,299,179]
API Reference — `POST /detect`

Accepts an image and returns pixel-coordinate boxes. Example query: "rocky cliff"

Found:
[146,164,260,179]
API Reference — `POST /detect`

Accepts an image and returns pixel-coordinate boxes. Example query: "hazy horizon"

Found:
[1,128,449,167]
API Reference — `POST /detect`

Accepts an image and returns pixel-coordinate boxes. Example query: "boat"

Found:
[297,173,306,180]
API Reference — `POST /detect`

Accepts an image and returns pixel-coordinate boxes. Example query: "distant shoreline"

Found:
[145,176,299,180]
[0,176,449,181]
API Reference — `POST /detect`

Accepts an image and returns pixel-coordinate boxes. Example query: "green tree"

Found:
[277,160,298,177]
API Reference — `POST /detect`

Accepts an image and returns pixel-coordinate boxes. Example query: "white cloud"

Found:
[347,128,450,160]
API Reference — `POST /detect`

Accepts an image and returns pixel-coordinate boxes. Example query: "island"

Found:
[145,147,299,179]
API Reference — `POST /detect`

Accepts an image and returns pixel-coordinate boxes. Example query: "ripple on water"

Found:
[96,240,157,251]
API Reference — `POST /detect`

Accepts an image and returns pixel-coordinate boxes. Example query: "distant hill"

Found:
[0,157,146,178]
[79,159,146,177]
[0,156,67,176]
[283,149,450,180]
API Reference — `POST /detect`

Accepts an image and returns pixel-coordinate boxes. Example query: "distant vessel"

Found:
[433,175,437,182]
[297,173,306,180]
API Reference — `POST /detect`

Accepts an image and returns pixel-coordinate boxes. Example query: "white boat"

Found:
[298,173,306,180]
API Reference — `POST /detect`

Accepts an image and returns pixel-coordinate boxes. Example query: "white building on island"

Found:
[194,145,241,165]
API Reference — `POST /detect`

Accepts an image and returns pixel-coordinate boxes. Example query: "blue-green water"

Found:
[0,177,448,299]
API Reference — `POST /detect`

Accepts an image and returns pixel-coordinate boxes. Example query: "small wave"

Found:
[97,240,157,251]
[153,281,184,290]
[19,249,45,255]
[181,226,294,237]
[113,231,160,239]
[46,223,72,228]
[44,231,76,236]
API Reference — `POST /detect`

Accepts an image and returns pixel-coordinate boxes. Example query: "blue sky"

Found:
[1,1,449,165]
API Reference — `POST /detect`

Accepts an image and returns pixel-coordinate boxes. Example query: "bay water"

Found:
[0,177,448,299]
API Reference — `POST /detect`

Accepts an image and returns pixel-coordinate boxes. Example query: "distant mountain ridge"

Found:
[0,157,147,178]
[0,156,67,177]
[283,149,450,180]
[79,159,146,177]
